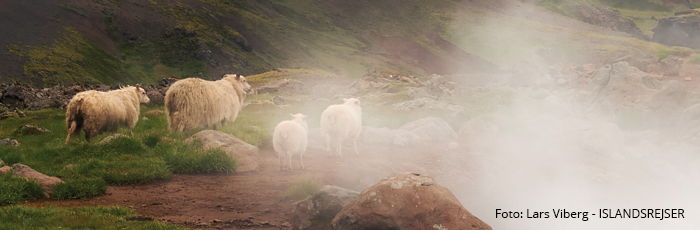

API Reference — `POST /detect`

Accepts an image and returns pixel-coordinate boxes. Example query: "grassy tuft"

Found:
[156,141,237,174]
[0,174,45,205]
[284,178,322,200]
[0,206,185,229]
[52,178,107,200]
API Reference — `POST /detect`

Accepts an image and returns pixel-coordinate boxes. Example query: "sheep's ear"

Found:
[343,98,348,102]
[303,114,308,118]
[235,74,241,80]
[135,84,141,90]
[290,113,295,117]
[355,100,360,105]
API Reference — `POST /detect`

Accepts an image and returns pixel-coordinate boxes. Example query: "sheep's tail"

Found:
[65,98,84,144]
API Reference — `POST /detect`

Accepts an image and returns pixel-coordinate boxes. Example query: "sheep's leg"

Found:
[65,121,77,144]
[128,129,133,136]
[325,135,332,156]
[337,139,343,158]
[288,153,293,171]
[278,154,283,171]
[212,123,217,130]
[300,153,305,170]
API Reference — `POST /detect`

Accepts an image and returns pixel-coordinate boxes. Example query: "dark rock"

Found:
[653,14,700,49]
[575,4,648,40]
[158,77,180,88]
[331,173,492,230]
[146,90,164,105]
[292,185,360,229]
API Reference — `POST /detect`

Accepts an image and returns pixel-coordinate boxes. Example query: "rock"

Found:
[146,90,164,105]
[0,108,25,120]
[292,185,360,229]
[12,164,64,197]
[12,125,51,136]
[400,117,457,142]
[685,77,692,81]
[157,77,180,88]
[360,126,422,147]
[587,62,662,110]
[187,130,259,172]
[0,138,20,146]
[255,79,306,95]
[393,97,465,114]
[575,5,648,40]
[648,80,688,117]
[271,95,301,105]
[331,173,492,230]
[99,133,129,144]
[660,55,683,76]
[422,74,460,98]
[653,14,700,49]
[0,166,10,175]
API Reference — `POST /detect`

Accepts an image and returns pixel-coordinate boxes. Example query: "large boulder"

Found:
[575,5,648,40]
[187,130,260,172]
[659,55,683,76]
[0,166,10,175]
[331,173,492,230]
[12,164,64,197]
[587,62,662,110]
[400,117,457,143]
[652,13,700,49]
[292,185,360,229]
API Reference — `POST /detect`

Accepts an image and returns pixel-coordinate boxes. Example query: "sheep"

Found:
[65,85,150,144]
[273,113,309,171]
[320,98,362,157]
[164,74,252,133]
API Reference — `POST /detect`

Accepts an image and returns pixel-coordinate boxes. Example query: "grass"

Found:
[0,206,185,229]
[0,105,238,203]
[690,54,700,64]
[0,174,45,205]
[284,178,322,200]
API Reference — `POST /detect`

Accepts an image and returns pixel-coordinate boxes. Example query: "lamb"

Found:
[273,113,309,171]
[320,98,362,157]
[164,74,252,133]
[65,85,150,144]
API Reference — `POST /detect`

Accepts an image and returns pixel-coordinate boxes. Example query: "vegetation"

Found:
[0,206,185,229]
[0,106,238,203]
[284,178,322,200]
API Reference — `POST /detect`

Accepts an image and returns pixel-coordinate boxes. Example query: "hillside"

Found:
[0,0,695,87]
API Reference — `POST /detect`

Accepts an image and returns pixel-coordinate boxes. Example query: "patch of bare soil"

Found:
[25,140,480,229]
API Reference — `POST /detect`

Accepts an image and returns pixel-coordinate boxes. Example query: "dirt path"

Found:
[25,141,478,229]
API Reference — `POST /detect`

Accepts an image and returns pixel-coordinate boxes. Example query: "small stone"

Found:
[0,166,11,175]
[212,219,222,223]
[685,77,692,81]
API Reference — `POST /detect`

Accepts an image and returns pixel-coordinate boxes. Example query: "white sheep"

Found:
[320,98,362,157]
[65,85,150,144]
[273,113,309,171]
[165,74,252,133]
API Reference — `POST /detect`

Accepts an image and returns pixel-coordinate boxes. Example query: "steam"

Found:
[418,2,700,229]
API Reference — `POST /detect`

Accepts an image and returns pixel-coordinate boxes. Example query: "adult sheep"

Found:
[65,85,150,144]
[165,74,252,133]
[320,98,362,157]
[273,113,308,171]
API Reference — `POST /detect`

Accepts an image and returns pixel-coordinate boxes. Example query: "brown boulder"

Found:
[0,166,10,175]
[331,173,492,230]
[12,164,64,197]
[292,185,360,229]
[187,130,259,172]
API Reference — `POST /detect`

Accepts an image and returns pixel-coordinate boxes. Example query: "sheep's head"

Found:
[290,113,308,130]
[136,84,150,104]
[343,98,362,113]
[224,74,253,95]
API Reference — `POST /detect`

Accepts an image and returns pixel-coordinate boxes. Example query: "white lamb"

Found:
[320,98,362,157]
[273,113,309,171]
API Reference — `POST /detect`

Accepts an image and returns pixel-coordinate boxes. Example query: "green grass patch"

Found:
[690,54,700,64]
[0,174,45,206]
[0,206,185,229]
[284,178,321,200]
[0,106,237,203]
